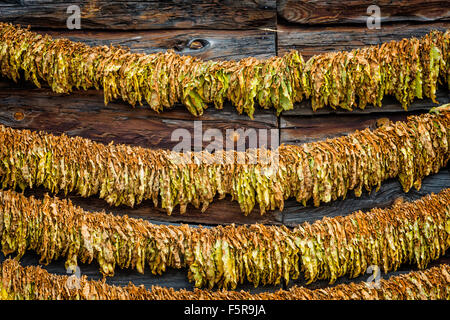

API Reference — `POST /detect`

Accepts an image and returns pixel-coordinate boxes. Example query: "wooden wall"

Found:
[0,0,449,293]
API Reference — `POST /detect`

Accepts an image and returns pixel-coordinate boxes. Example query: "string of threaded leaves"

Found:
[0,23,448,118]
[0,107,449,215]
[0,259,448,300]
[0,188,448,289]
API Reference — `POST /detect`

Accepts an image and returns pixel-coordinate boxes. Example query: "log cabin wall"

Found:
[0,0,448,292]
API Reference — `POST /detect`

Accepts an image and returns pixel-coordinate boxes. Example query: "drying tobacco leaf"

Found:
[0,188,448,289]
[0,259,448,300]
[0,23,448,118]
[1,107,448,216]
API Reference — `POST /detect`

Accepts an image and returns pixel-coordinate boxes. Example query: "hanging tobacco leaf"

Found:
[0,107,448,215]
[0,23,448,118]
[0,188,448,289]
[0,259,448,300]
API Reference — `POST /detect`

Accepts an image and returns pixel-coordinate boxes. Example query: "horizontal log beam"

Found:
[278,0,450,25]
[0,78,280,226]
[281,112,416,145]
[0,79,278,151]
[42,29,276,61]
[0,0,448,294]
[21,187,283,226]
[277,22,450,60]
[0,0,276,30]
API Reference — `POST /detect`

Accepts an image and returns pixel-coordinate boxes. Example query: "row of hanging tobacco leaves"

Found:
[1,188,448,289]
[0,259,448,300]
[0,23,448,118]
[0,108,448,215]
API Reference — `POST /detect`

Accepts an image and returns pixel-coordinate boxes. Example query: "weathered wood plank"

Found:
[280,112,413,145]
[0,79,278,151]
[0,0,276,30]
[281,87,449,116]
[42,29,276,61]
[20,187,283,226]
[278,0,450,25]
[277,22,450,61]
[281,166,450,226]
[1,78,447,128]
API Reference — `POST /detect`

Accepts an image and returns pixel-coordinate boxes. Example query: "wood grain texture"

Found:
[0,0,276,30]
[0,79,278,151]
[14,168,450,228]
[20,187,283,226]
[277,22,450,60]
[278,0,450,25]
[42,29,276,61]
[280,111,415,145]
[1,79,447,131]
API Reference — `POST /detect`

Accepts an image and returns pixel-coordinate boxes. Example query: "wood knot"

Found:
[13,111,24,121]
[188,39,208,50]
